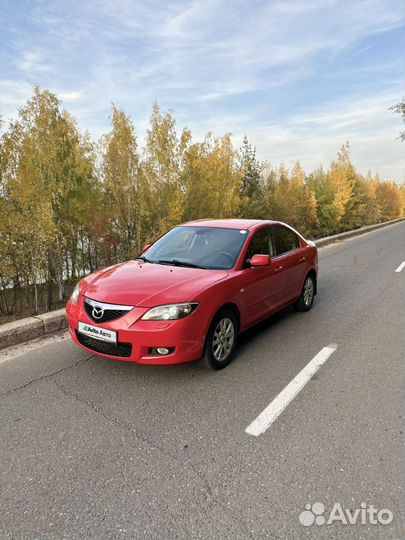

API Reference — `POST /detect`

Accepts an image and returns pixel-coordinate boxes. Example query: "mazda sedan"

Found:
[66,219,318,369]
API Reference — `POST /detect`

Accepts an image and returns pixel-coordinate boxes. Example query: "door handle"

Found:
[274,265,284,272]
[298,256,306,262]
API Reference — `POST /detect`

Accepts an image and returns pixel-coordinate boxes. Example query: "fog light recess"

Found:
[150,347,174,356]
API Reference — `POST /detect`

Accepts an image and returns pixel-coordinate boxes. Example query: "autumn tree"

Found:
[0,103,56,312]
[182,133,242,221]
[99,106,152,261]
[399,185,405,216]
[306,167,338,236]
[144,104,191,234]
[261,163,317,237]
[376,181,403,220]
[342,173,380,229]
[307,145,355,235]
[328,143,354,229]
[0,87,95,309]
[239,136,264,218]
[287,163,318,235]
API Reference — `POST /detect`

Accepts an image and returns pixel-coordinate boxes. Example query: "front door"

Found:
[242,226,285,326]
[274,225,307,302]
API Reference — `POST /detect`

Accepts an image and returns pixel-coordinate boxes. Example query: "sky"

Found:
[0,0,404,182]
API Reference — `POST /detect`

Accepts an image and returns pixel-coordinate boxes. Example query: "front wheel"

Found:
[294,274,315,312]
[202,309,238,370]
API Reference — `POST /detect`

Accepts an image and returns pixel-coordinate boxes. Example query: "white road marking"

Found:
[395,261,405,273]
[245,344,337,437]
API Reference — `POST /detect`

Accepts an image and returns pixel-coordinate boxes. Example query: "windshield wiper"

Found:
[157,259,205,269]
[135,256,154,263]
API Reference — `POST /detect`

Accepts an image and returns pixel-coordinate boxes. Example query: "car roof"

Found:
[181,218,278,230]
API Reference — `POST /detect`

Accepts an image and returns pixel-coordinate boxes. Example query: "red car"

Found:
[66,219,318,369]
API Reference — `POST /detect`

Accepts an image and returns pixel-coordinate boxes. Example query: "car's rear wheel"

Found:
[203,308,238,370]
[294,274,315,312]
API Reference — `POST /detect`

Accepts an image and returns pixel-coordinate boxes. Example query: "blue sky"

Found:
[1,0,404,181]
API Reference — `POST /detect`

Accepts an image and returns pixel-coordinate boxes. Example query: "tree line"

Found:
[0,87,404,318]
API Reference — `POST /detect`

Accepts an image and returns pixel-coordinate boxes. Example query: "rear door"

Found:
[274,225,307,301]
[242,226,285,326]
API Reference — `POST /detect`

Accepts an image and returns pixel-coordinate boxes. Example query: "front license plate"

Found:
[78,321,117,344]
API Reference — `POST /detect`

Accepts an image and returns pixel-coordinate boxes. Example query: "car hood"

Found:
[82,260,228,307]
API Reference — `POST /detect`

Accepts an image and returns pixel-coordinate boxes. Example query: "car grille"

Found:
[84,301,126,323]
[76,331,132,358]
[84,297,133,324]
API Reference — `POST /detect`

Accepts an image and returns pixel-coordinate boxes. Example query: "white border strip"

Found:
[395,261,405,273]
[245,344,337,437]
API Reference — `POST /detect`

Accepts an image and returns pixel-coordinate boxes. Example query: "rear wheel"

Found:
[294,274,315,312]
[203,308,238,370]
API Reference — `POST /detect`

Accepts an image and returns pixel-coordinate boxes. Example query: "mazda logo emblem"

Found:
[92,306,104,319]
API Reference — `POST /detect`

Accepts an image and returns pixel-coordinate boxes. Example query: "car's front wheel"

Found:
[203,308,238,370]
[294,274,315,312]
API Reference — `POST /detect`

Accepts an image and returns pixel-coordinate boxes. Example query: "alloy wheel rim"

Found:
[212,317,235,362]
[303,277,314,306]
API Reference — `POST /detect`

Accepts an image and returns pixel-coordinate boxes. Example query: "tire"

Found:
[202,308,238,370]
[294,274,315,312]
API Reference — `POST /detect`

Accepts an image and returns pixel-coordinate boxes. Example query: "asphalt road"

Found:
[1,222,404,540]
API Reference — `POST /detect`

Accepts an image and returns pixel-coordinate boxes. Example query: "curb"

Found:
[314,218,404,248]
[0,309,67,351]
[0,218,403,352]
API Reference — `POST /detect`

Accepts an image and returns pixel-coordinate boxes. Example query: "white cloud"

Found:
[18,51,51,75]
[241,90,404,182]
[0,80,34,125]
[0,80,33,109]
[51,0,402,111]
[0,0,403,180]
[58,91,83,102]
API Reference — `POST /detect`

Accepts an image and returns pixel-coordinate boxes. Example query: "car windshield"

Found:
[139,226,248,270]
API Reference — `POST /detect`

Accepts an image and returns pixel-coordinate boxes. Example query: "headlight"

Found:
[70,282,81,304]
[141,303,198,321]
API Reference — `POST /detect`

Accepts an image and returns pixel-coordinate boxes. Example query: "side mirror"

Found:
[250,254,271,267]
[142,243,151,253]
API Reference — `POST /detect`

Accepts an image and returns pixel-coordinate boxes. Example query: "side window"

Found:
[268,227,277,257]
[246,227,277,259]
[275,226,300,255]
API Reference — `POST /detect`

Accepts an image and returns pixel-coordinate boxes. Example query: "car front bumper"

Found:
[66,297,207,365]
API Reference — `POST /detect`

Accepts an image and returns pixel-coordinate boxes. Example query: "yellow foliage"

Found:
[0,88,403,316]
